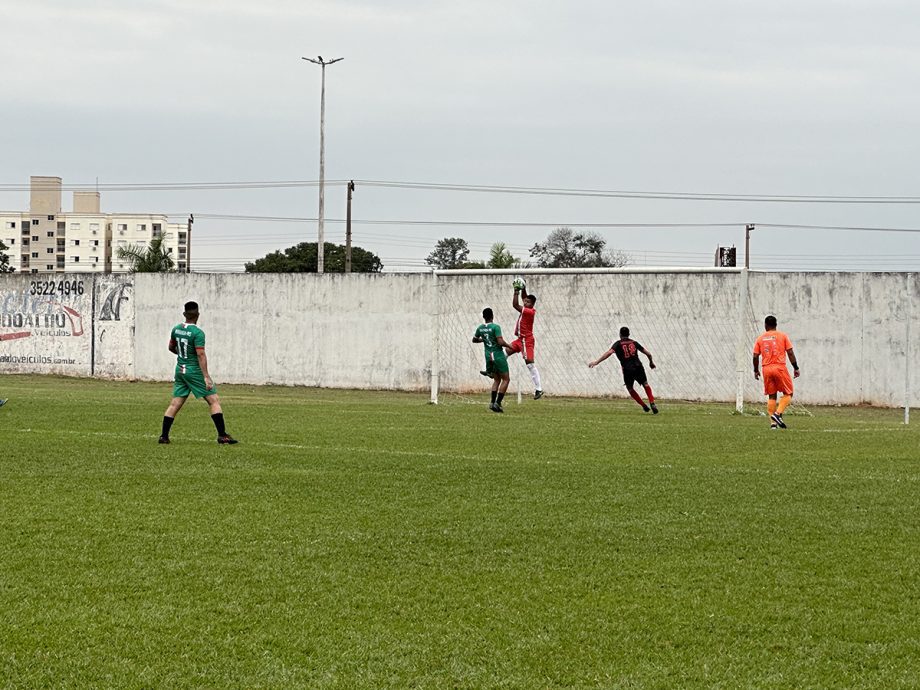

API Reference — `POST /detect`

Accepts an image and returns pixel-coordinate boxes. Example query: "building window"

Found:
[6,239,13,245]
[47,231,54,237]
[90,223,100,233]
[32,219,39,225]
[137,224,146,232]
[32,235,39,242]
[47,215,54,221]
[70,223,81,231]
[47,248,54,254]
[117,224,127,232]
[71,239,80,246]
[5,221,14,229]
[117,240,126,247]
[31,268,38,273]
[72,256,80,262]
[31,252,38,258]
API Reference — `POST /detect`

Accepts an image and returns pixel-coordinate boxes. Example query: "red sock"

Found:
[629,388,645,407]
[643,384,655,404]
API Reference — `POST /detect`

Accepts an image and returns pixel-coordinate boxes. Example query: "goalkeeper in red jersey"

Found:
[504,279,543,400]
[589,326,658,413]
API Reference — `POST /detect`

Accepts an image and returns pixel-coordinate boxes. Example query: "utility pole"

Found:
[745,224,754,269]
[187,213,193,273]
[302,55,343,274]
[345,180,355,273]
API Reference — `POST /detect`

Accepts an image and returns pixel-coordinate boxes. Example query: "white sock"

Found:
[527,362,542,391]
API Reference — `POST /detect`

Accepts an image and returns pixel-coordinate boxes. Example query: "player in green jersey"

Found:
[159,301,238,445]
[472,307,511,413]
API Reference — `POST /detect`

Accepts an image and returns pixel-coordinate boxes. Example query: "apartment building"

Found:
[1,176,189,273]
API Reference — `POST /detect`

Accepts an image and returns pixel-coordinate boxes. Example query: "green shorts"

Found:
[484,352,509,376]
[173,368,217,399]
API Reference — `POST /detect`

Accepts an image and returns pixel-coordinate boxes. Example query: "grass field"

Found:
[1,375,918,688]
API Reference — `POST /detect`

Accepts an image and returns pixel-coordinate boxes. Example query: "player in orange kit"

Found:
[753,315,800,429]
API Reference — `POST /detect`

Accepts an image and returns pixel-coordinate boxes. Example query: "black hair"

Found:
[482,307,494,322]
[620,326,630,338]
[184,301,199,313]
[526,293,537,305]
[765,315,777,329]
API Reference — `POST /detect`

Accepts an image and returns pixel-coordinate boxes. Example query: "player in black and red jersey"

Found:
[589,326,658,413]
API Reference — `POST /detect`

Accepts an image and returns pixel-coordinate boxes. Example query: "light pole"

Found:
[302,55,343,274]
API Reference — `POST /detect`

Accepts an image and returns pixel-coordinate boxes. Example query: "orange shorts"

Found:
[763,366,793,396]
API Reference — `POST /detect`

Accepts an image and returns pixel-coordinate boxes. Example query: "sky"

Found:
[2,0,920,272]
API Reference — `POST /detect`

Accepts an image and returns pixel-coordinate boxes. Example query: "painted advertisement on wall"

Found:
[93,275,135,379]
[0,275,93,375]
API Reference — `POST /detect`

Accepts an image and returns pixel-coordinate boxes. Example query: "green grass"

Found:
[1,375,918,688]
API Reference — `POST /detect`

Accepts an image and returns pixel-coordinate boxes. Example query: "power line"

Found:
[4,178,920,203]
[188,213,920,234]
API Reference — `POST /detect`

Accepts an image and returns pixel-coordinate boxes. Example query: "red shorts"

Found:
[763,366,793,396]
[507,335,535,361]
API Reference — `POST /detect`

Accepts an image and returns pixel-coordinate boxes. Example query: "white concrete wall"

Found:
[93,275,135,378]
[132,272,432,390]
[1,270,916,408]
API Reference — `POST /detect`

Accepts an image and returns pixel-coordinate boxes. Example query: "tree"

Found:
[116,235,176,272]
[529,227,629,268]
[0,240,12,273]
[426,237,470,269]
[487,242,518,269]
[245,242,382,273]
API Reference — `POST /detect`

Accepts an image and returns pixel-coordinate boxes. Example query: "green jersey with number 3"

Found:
[474,323,506,359]
[171,323,206,373]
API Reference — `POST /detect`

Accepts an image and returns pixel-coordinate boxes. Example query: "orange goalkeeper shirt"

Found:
[753,330,792,369]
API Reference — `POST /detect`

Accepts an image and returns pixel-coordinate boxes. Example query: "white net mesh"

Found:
[434,269,750,406]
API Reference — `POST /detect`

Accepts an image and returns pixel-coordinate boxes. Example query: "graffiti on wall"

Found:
[99,281,132,322]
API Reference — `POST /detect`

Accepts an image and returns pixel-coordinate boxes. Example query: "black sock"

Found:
[211,413,226,436]
[497,392,505,405]
[161,416,174,438]
[491,390,497,404]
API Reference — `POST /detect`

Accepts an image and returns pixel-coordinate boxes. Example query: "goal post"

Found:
[430,266,752,407]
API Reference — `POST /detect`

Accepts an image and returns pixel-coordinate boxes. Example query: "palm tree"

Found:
[487,242,518,269]
[116,235,176,272]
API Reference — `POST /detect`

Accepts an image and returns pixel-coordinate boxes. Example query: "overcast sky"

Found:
[2,0,919,271]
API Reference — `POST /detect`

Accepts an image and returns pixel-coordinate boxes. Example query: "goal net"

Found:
[432,268,762,408]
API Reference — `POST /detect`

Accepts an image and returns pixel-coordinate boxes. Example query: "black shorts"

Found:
[622,365,647,388]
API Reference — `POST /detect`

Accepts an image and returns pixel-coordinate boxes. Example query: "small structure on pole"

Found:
[345,180,355,273]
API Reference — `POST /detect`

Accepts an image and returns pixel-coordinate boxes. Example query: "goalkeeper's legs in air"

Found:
[505,336,543,400]
[526,360,543,400]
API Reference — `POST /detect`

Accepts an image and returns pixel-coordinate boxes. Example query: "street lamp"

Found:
[302,55,343,274]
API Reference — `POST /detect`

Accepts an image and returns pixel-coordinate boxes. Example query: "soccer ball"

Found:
[512,277,525,290]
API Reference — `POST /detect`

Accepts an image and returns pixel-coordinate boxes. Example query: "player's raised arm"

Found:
[512,286,523,313]
[588,348,614,368]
